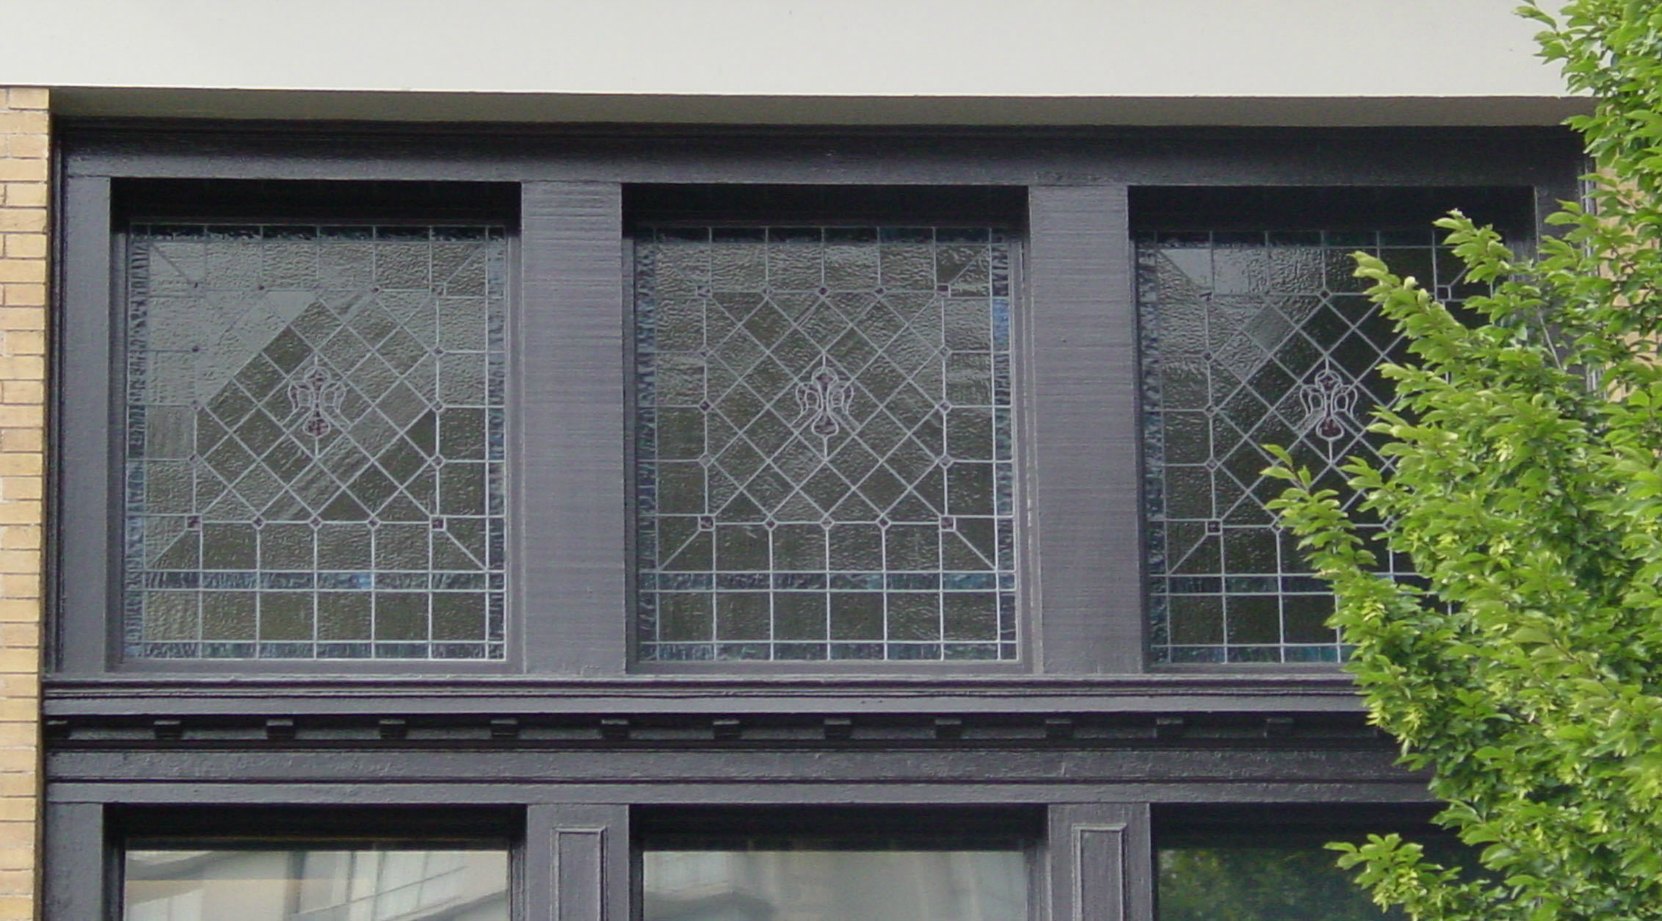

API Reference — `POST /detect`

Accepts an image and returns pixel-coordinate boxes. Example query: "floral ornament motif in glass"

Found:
[1299,363,1359,452]
[287,358,346,441]
[792,358,857,454]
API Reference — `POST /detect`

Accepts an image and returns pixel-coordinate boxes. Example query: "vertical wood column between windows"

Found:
[44,802,106,921]
[56,176,114,675]
[1048,803,1152,921]
[1026,186,1141,673]
[518,183,628,674]
[525,805,630,921]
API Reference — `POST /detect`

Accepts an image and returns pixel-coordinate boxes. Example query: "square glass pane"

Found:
[124,224,508,660]
[635,226,1017,662]
[1139,229,1459,664]
[644,847,1028,921]
[124,847,509,921]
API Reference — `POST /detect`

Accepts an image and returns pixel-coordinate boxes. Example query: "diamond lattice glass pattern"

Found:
[1140,229,1475,664]
[635,227,1017,661]
[124,224,507,659]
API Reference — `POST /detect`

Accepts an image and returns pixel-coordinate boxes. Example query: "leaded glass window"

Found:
[1140,229,1469,664]
[634,227,1017,662]
[124,224,507,659]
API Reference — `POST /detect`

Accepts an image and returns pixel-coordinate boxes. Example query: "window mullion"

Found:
[57,174,116,676]
[1025,185,1141,674]
[1046,803,1152,921]
[516,182,628,675]
[44,802,108,921]
[524,804,629,921]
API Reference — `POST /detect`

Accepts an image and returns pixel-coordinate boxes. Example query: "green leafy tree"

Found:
[1264,1,1662,918]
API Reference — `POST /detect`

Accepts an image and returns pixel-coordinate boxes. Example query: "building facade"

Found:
[0,3,1585,921]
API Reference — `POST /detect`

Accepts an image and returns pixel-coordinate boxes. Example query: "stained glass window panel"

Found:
[635,227,1017,662]
[1140,229,1473,664]
[124,224,507,660]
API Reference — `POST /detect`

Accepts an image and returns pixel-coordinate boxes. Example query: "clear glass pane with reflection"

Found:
[1158,836,1394,921]
[644,848,1028,921]
[124,848,509,921]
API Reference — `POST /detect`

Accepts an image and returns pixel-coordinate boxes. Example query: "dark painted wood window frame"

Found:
[52,799,1453,921]
[45,123,1578,921]
[55,802,1152,921]
[50,124,1582,683]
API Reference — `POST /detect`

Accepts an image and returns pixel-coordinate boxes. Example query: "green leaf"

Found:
[1278,4,1662,917]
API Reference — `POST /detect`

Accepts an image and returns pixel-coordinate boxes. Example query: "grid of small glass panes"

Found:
[1140,229,1469,664]
[124,223,507,659]
[635,226,1017,661]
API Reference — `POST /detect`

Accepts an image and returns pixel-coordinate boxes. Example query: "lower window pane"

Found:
[1158,835,1391,921]
[124,847,509,921]
[644,847,1028,921]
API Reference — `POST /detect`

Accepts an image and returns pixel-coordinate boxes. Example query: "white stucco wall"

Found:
[0,0,1580,124]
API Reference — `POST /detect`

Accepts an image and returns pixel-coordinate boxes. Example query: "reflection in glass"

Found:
[644,848,1028,921]
[634,226,1018,662]
[124,848,509,921]
[1158,838,1391,921]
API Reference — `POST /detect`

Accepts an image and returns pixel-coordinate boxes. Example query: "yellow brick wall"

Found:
[0,87,47,921]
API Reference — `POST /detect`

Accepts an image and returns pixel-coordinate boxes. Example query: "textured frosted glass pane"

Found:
[125,849,508,921]
[645,850,1028,921]
[1159,839,1399,921]
[124,224,507,660]
[636,227,1017,662]
[1140,230,1458,664]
